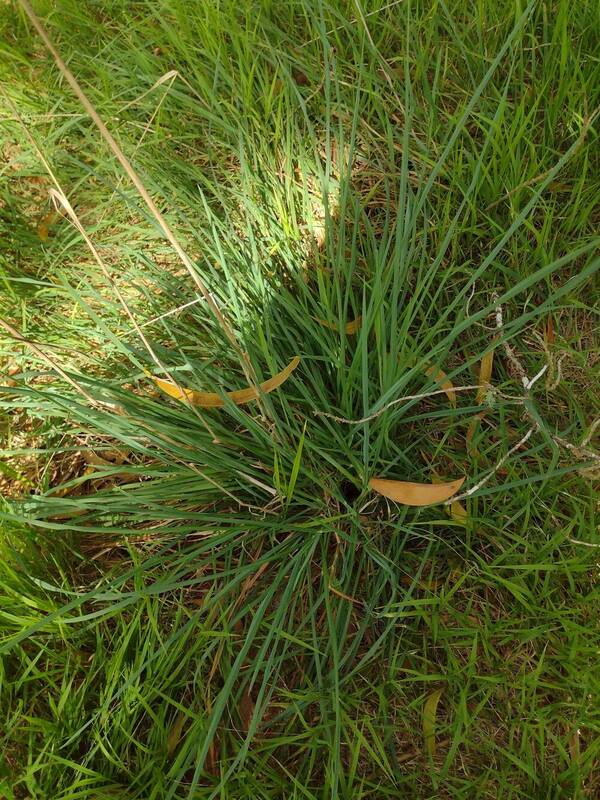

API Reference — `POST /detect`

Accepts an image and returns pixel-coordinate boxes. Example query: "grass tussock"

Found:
[0,0,599,797]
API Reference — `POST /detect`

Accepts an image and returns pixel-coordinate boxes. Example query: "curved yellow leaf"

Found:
[369,476,465,506]
[422,363,456,407]
[315,316,362,335]
[423,688,443,758]
[153,356,300,407]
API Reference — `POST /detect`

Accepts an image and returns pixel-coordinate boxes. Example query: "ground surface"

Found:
[0,1,599,798]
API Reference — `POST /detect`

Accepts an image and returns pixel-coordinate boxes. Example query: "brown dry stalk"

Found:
[16,0,259,397]
[0,318,100,406]
[1,89,218,437]
[95,70,180,229]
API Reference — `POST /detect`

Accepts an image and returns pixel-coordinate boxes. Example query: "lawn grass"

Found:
[1,0,599,797]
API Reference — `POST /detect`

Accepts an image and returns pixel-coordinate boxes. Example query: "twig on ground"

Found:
[547,352,568,391]
[524,364,548,391]
[447,427,535,505]
[447,295,599,504]
[465,282,476,318]
[567,537,600,548]
[492,295,600,468]
[494,295,528,387]
[581,419,600,448]
[314,385,481,425]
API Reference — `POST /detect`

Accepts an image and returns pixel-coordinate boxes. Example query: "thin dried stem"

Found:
[581,418,600,448]
[17,0,258,396]
[95,70,179,228]
[486,105,599,210]
[123,297,204,333]
[493,297,600,467]
[48,189,218,439]
[567,537,600,548]
[0,318,102,406]
[1,89,217,436]
[300,0,406,47]
[447,428,535,505]
[314,385,481,425]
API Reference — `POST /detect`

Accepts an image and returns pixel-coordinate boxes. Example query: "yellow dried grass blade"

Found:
[369,476,465,506]
[468,347,496,454]
[167,711,188,756]
[38,210,59,242]
[430,472,468,523]
[544,315,555,345]
[476,348,495,404]
[315,316,362,335]
[153,356,300,407]
[423,688,443,758]
[422,364,456,407]
[450,499,467,523]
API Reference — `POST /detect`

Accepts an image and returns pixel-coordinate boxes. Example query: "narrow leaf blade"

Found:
[285,421,307,508]
[476,348,495,404]
[423,363,456,407]
[423,688,443,758]
[431,471,468,523]
[315,316,362,335]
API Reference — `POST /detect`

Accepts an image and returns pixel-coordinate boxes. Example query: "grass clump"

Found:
[1,0,599,797]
